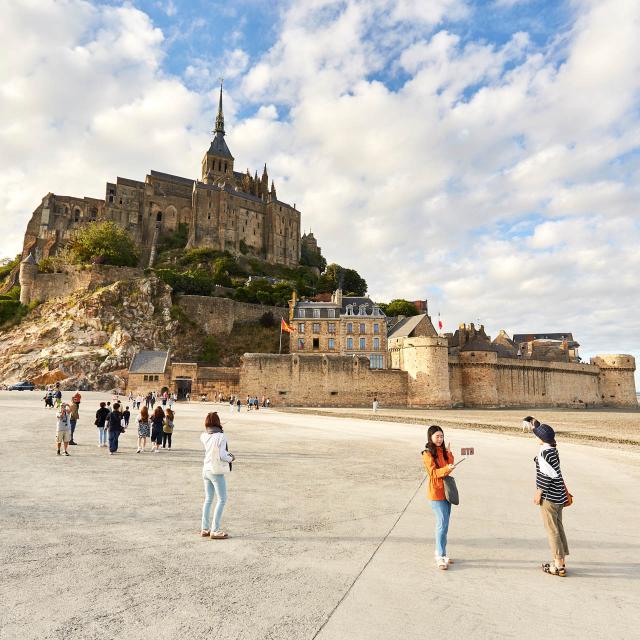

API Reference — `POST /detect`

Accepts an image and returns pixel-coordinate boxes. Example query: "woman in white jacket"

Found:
[200,412,234,539]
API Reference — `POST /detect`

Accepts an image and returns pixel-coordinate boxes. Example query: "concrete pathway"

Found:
[1,391,638,639]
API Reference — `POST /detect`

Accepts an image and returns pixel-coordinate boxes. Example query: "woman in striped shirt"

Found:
[533,423,570,577]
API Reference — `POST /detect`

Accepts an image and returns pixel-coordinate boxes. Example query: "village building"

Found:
[288,289,388,369]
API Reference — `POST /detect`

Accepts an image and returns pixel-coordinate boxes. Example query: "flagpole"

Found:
[279,318,283,354]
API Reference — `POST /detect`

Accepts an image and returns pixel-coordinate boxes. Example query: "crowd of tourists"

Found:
[50,386,178,456]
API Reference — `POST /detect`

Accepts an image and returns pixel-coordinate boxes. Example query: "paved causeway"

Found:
[1,392,639,639]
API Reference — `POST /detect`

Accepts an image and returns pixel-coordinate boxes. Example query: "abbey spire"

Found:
[214,80,225,136]
[202,80,234,182]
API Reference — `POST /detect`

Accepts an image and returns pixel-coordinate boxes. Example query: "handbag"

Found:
[564,481,573,507]
[444,476,459,505]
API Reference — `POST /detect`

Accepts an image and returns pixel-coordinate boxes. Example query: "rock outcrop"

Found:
[0,276,179,390]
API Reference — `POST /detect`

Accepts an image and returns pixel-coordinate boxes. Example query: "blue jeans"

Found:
[98,428,107,446]
[69,419,77,440]
[430,499,451,557]
[108,430,120,453]
[201,472,227,532]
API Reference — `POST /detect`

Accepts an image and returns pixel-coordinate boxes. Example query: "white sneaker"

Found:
[136,449,141,453]
[436,556,448,570]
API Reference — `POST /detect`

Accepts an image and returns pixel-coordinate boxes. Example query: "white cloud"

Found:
[1,0,639,383]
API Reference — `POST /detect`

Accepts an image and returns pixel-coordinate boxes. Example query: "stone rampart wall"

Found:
[448,354,605,408]
[239,353,408,407]
[26,265,143,304]
[177,295,287,335]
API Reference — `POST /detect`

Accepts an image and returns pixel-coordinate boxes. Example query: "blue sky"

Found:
[1,0,639,385]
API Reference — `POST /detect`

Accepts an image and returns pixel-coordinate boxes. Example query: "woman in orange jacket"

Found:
[422,425,455,570]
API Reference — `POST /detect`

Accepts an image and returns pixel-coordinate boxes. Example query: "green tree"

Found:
[300,244,327,271]
[317,263,367,296]
[383,299,419,317]
[69,221,139,267]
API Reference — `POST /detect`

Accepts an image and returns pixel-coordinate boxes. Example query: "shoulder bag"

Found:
[444,476,459,505]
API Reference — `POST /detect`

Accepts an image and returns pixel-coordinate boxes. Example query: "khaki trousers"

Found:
[540,499,569,560]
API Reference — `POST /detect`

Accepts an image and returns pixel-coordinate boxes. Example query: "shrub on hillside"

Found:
[69,221,139,267]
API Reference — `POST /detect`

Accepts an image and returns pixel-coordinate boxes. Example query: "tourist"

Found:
[162,408,175,450]
[95,402,109,447]
[372,397,379,413]
[151,391,156,408]
[236,398,241,413]
[533,423,571,577]
[107,402,124,455]
[150,406,165,452]
[186,392,190,403]
[69,401,79,445]
[136,405,150,453]
[229,397,235,414]
[266,398,270,408]
[56,403,72,456]
[72,390,82,411]
[44,389,54,408]
[135,394,142,409]
[54,388,62,409]
[168,394,175,410]
[200,412,234,539]
[422,425,455,570]
[162,391,168,407]
[122,406,131,429]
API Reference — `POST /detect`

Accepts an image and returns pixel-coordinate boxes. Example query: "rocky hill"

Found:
[0,275,197,389]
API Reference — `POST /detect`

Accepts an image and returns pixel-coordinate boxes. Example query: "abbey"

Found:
[22,85,302,268]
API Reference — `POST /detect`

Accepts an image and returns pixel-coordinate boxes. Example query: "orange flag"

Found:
[281,318,294,333]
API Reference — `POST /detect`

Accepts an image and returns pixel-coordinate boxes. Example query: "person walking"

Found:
[422,425,455,570]
[236,398,241,413]
[56,403,72,456]
[69,401,79,445]
[150,406,165,452]
[72,390,82,411]
[95,402,110,447]
[122,406,131,430]
[200,412,234,539]
[533,423,571,577]
[162,408,175,450]
[54,388,62,409]
[136,405,151,453]
[372,397,379,413]
[107,403,124,455]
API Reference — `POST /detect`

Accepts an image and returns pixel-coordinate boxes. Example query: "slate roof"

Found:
[460,339,499,352]
[513,333,574,343]
[117,177,145,189]
[129,350,169,374]
[388,314,428,339]
[207,133,234,159]
[149,170,194,186]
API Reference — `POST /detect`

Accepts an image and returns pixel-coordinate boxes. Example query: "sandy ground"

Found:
[1,391,639,640]
[283,406,640,447]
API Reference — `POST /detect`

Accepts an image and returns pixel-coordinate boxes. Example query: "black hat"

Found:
[533,423,555,444]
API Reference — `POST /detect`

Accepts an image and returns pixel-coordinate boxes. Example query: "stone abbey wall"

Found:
[239,353,408,407]
[176,295,287,335]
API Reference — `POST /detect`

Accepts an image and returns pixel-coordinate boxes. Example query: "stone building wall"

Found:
[239,353,408,407]
[176,295,287,335]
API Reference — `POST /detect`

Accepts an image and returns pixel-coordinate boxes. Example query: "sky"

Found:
[1,0,639,384]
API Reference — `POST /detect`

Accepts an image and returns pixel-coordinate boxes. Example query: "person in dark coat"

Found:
[107,403,124,455]
[95,402,110,448]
